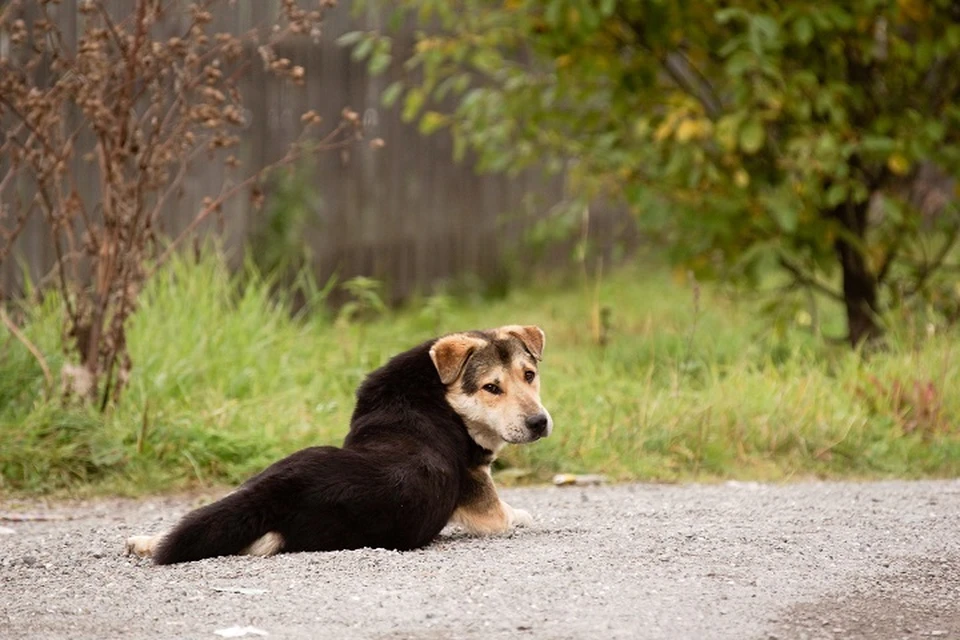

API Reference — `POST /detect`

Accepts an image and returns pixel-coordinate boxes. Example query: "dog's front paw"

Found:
[509,507,533,528]
[125,534,160,558]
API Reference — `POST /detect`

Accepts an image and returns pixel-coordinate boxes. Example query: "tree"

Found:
[1,0,361,407]
[348,0,960,346]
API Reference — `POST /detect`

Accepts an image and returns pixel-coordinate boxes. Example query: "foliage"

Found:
[250,162,322,280]
[345,0,960,347]
[2,250,959,495]
[0,0,362,409]
[336,276,388,325]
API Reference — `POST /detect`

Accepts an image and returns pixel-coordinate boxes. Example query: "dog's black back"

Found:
[152,340,491,564]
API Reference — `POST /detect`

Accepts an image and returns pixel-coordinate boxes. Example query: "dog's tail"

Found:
[153,488,279,565]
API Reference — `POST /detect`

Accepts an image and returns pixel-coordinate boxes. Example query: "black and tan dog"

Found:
[125,325,552,564]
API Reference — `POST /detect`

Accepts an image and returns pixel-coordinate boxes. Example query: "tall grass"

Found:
[1,251,958,495]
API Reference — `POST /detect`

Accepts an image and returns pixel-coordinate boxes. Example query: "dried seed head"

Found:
[301,110,322,125]
[1,0,364,405]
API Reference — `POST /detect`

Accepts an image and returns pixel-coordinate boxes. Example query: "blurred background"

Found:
[1,0,958,494]
[0,0,634,304]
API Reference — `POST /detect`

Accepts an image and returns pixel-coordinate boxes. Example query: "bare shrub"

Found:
[0,0,363,408]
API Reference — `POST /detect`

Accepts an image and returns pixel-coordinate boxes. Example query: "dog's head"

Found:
[430,325,553,453]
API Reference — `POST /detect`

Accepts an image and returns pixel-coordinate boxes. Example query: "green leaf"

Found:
[351,36,375,62]
[749,15,780,51]
[545,0,564,27]
[860,135,895,155]
[739,118,766,154]
[766,195,798,232]
[715,8,749,24]
[381,81,403,108]
[460,88,485,111]
[825,183,848,208]
[402,87,426,122]
[471,50,503,75]
[369,50,391,75]
[877,196,903,224]
[725,51,755,77]
[792,16,814,45]
[924,120,946,143]
[336,31,365,47]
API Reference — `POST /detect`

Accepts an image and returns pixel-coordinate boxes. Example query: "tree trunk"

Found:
[832,201,882,348]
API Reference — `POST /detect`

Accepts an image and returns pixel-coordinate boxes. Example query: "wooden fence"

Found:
[0,1,631,301]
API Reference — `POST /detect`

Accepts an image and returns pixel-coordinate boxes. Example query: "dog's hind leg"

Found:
[241,531,285,557]
[126,530,284,559]
[126,527,284,561]
[450,465,532,535]
[125,534,165,558]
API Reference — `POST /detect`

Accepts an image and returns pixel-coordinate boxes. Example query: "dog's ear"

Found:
[430,334,488,385]
[501,325,545,362]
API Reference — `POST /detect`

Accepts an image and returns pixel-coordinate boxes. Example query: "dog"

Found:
[125,325,552,564]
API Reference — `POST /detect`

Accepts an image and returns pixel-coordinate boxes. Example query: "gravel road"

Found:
[2,480,959,640]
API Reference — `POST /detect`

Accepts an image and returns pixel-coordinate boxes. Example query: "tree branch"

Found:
[876,222,908,286]
[778,255,845,303]
[614,12,723,120]
[905,219,960,297]
[661,51,723,120]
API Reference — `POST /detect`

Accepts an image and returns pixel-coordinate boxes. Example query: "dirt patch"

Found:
[772,556,960,640]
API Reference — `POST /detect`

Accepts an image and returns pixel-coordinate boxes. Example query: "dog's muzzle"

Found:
[525,412,552,439]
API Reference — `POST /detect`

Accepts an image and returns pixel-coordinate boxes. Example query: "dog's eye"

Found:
[524,370,536,383]
[482,383,502,395]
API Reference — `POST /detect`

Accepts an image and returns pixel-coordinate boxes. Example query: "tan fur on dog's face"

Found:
[430,325,553,453]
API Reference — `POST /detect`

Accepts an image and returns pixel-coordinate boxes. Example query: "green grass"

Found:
[2,251,959,496]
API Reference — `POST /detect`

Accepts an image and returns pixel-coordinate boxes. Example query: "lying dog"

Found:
[126,325,552,564]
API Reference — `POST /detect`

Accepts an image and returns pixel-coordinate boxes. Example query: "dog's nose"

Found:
[525,413,549,437]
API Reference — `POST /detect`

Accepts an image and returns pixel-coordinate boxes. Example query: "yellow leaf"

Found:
[415,38,440,53]
[556,54,572,68]
[654,110,689,142]
[675,120,698,143]
[715,114,741,152]
[654,122,672,142]
[734,169,750,188]
[887,152,910,176]
[675,119,712,143]
[419,111,448,135]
